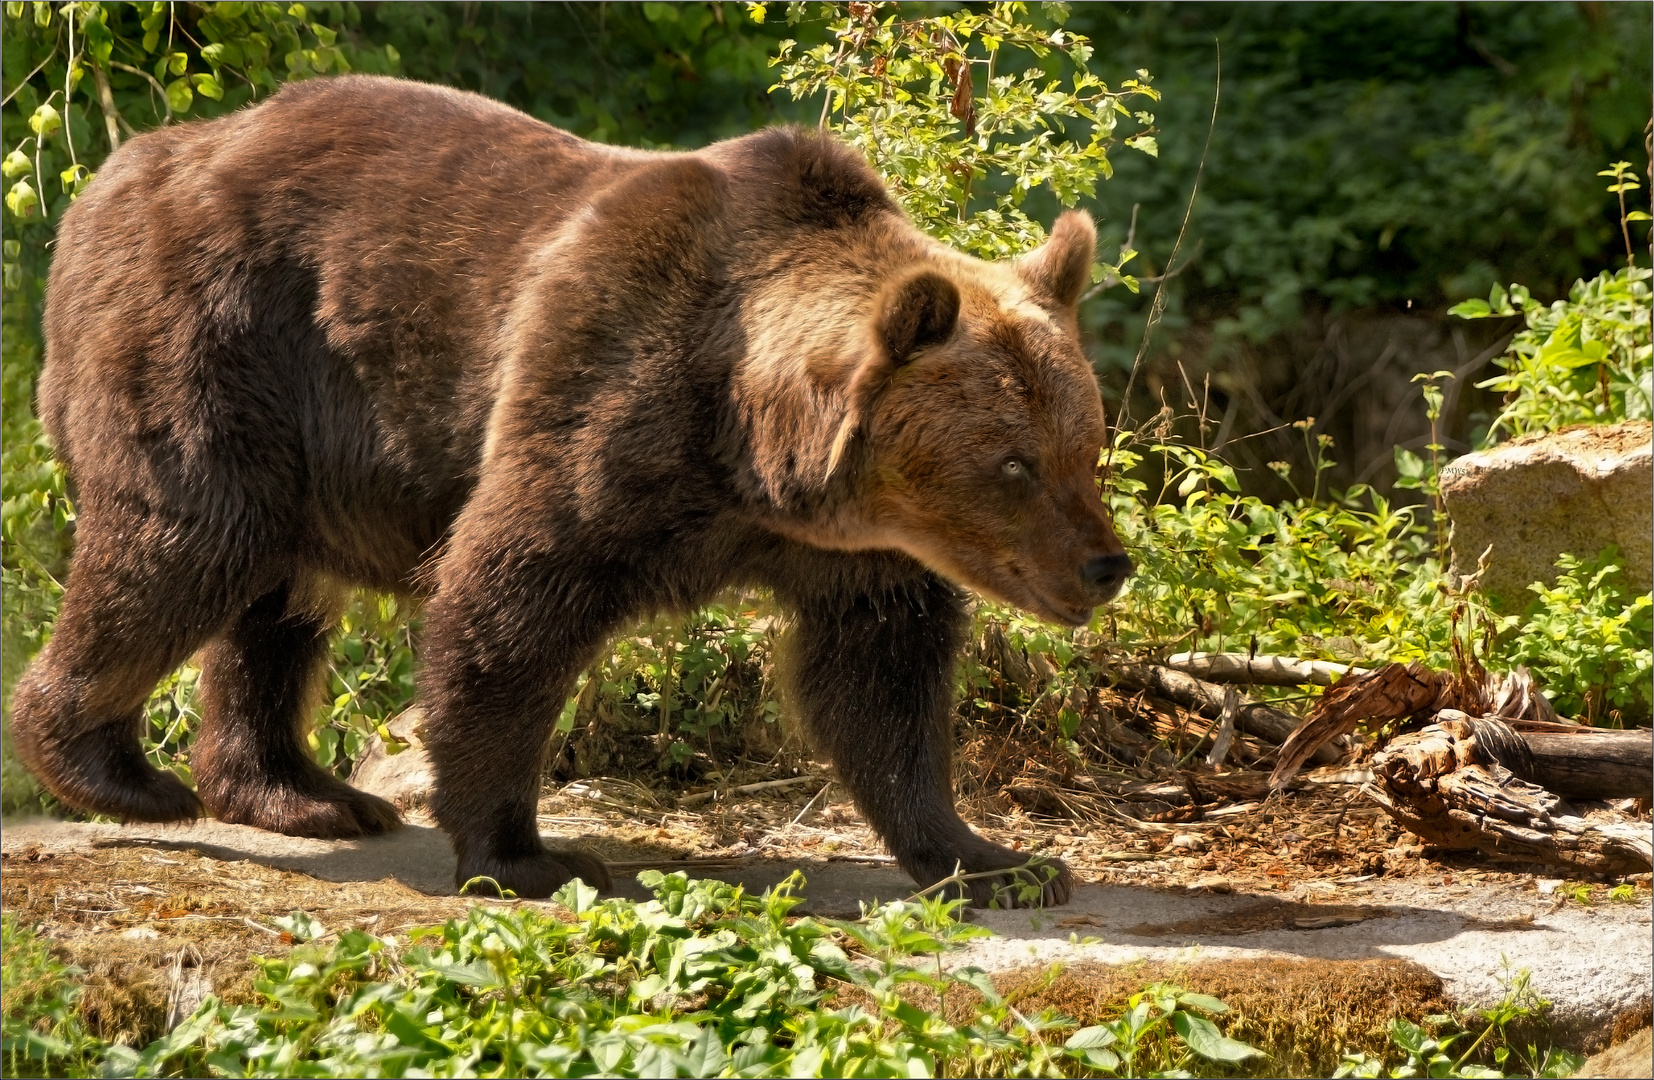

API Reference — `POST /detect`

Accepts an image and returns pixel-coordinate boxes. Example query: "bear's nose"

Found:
[1080,553,1133,594]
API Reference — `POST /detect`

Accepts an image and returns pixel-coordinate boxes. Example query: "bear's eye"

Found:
[1001,457,1030,480]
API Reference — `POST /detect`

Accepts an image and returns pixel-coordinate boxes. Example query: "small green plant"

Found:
[1335,965,1584,1079]
[1,911,101,1078]
[1061,982,1264,1078]
[1492,548,1653,725]
[1451,161,1653,442]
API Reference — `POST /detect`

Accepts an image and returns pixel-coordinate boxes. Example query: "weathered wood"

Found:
[1366,717,1652,875]
[1518,729,1652,801]
[1167,652,1366,687]
[1419,710,1652,800]
[1270,663,1574,789]
[1108,662,1346,766]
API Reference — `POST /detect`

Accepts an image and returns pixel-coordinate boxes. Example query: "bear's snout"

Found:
[1079,552,1133,599]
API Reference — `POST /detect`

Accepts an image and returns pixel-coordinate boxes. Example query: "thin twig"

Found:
[110,61,172,124]
[63,10,78,167]
[1,43,59,107]
[1111,42,1222,448]
[901,857,1061,904]
[91,64,122,151]
[788,782,832,827]
[678,775,822,808]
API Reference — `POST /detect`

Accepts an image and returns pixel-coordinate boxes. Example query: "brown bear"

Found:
[11,75,1132,906]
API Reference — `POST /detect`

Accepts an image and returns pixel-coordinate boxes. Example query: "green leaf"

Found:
[1169,1010,1263,1061]
[272,911,325,942]
[1176,992,1231,1014]
[2,149,31,180]
[1125,134,1158,157]
[1449,298,1493,318]
[192,73,225,101]
[166,78,195,114]
[1065,1025,1119,1049]
[5,177,38,219]
[28,103,60,138]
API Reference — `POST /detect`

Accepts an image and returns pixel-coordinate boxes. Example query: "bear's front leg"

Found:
[786,572,1074,908]
[418,538,623,899]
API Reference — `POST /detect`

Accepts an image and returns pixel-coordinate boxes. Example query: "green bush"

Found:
[1451,265,1652,441]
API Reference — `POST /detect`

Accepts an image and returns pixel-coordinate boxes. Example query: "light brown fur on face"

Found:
[15,75,1130,908]
[740,209,1131,625]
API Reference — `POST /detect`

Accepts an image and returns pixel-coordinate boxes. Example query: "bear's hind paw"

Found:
[203,776,403,839]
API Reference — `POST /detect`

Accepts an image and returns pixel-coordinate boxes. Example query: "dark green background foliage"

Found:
[1069,1,1653,365]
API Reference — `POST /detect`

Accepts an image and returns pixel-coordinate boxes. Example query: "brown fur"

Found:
[11,76,1131,905]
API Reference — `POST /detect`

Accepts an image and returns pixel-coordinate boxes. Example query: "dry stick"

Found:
[1205,685,1240,766]
[1,42,58,107]
[788,781,832,827]
[1110,41,1221,449]
[1167,651,1367,687]
[677,774,823,808]
[91,65,122,151]
[1108,661,1347,766]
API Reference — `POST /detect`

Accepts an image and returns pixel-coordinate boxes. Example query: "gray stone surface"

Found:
[1441,421,1652,604]
[958,879,1652,1043]
[348,709,435,813]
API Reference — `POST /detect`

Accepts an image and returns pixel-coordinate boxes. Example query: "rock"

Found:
[348,709,434,812]
[1440,421,1652,606]
[1571,1026,1652,1079]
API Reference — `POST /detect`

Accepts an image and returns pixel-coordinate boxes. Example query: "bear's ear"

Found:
[825,270,960,478]
[877,269,960,365]
[1017,210,1095,310]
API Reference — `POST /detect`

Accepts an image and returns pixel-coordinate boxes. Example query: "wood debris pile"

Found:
[962,636,1652,879]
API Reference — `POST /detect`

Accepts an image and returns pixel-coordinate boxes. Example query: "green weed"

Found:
[1334,966,1584,1080]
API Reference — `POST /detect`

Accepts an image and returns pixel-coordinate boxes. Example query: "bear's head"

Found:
[803,210,1132,626]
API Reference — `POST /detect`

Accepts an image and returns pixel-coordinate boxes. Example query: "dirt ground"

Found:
[5,669,1651,1072]
[5,765,1649,1064]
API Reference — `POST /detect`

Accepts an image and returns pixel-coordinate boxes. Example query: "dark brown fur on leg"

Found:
[193,585,401,838]
[7,525,231,824]
[783,568,1074,908]
[419,530,627,898]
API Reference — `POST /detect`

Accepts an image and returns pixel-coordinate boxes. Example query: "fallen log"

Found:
[1366,715,1652,875]
[1166,652,1366,687]
[1108,662,1347,766]
[1271,663,1569,789]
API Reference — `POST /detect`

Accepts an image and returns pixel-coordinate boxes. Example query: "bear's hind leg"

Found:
[784,572,1074,908]
[8,528,243,823]
[192,583,401,838]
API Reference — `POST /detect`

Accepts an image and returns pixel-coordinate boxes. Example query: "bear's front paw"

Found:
[910,845,1074,908]
[455,848,612,899]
